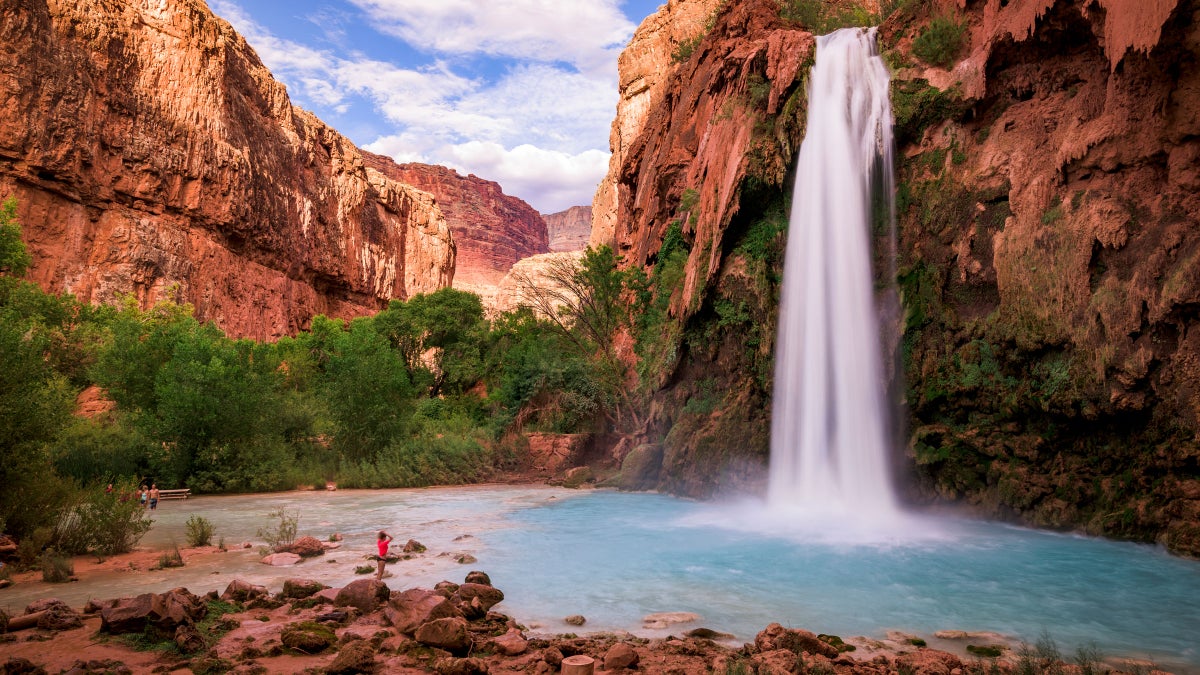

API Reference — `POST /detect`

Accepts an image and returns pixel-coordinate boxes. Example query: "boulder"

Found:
[279,536,325,558]
[455,554,478,564]
[385,588,462,634]
[642,611,700,629]
[335,579,390,612]
[542,647,564,667]
[895,649,964,675]
[434,581,460,597]
[222,579,269,603]
[463,571,491,586]
[414,617,471,653]
[261,552,302,566]
[24,598,68,614]
[456,596,486,621]
[325,639,377,674]
[281,578,329,599]
[99,589,206,635]
[564,615,586,626]
[403,539,427,553]
[561,466,593,489]
[603,642,639,670]
[37,603,82,631]
[433,657,488,675]
[754,623,839,659]
[281,621,337,654]
[452,583,503,611]
[1,657,46,674]
[100,594,154,634]
[488,628,528,656]
[175,624,206,653]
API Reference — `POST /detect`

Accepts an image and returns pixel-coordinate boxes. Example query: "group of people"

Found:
[104,483,160,509]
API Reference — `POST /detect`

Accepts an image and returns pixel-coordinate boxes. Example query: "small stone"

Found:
[563,614,586,626]
[604,642,639,670]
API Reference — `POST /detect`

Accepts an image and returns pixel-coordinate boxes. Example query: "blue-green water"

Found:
[3,486,1197,669]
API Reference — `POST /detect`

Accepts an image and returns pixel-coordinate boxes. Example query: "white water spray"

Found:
[768,28,899,520]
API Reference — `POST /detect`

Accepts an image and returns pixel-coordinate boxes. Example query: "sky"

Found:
[209,0,666,215]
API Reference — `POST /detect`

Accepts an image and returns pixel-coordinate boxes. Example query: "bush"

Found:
[41,550,73,582]
[257,509,298,549]
[57,480,154,557]
[185,515,215,547]
[912,14,966,68]
[155,545,184,569]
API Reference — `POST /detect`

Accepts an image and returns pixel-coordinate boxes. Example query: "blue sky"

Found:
[210,0,665,214]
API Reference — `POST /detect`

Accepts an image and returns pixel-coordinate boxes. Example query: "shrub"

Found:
[41,550,73,582]
[912,15,966,68]
[257,509,298,549]
[156,545,184,569]
[185,515,215,547]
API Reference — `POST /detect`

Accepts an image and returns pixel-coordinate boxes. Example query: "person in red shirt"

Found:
[375,531,394,580]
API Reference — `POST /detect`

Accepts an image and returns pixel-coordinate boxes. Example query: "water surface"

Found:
[3,486,1197,671]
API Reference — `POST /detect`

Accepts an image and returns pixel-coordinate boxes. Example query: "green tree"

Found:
[303,315,417,462]
[0,197,31,278]
[374,287,487,396]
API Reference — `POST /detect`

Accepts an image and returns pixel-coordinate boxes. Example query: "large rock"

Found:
[99,589,206,635]
[278,536,325,558]
[385,588,463,634]
[0,0,455,340]
[281,579,329,600]
[895,650,965,675]
[334,579,390,612]
[31,602,82,631]
[603,642,640,670]
[414,617,471,653]
[221,579,268,603]
[281,621,336,654]
[261,552,302,566]
[452,583,504,611]
[325,639,377,674]
[754,623,839,659]
[463,571,491,586]
[433,657,488,675]
[488,628,529,657]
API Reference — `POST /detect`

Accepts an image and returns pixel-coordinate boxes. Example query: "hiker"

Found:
[149,484,160,510]
[375,531,394,580]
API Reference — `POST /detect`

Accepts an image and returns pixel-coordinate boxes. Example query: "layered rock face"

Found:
[0,0,454,339]
[590,0,727,250]
[889,0,1200,552]
[542,205,592,252]
[364,154,549,294]
[601,0,1200,551]
[490,250,585,315]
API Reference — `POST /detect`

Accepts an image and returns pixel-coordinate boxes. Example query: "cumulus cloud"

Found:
[367,138,608,213]
[211,0,621,211]
[347,0,635,76]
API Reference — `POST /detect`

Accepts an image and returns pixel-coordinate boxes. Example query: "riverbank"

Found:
[0,561,1173,675]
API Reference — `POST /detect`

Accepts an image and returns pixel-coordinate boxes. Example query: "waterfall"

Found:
[768,27,899,519]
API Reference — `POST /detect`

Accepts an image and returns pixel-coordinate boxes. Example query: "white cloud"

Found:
[347,0,635,76]
[366,138,608,213]
[211,0,620,212]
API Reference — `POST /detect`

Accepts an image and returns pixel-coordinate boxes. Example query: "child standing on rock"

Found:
[375,531,393,580]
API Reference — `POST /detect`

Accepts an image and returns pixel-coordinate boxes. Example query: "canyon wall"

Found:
[601,0,1200,553]
[364,154,549,296]
[543,205,592,252]
[0,0,454,340]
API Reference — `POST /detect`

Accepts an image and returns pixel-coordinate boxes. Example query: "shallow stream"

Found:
[2,486,1197,670]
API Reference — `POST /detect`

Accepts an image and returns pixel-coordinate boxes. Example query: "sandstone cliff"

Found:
[590,0,728,250]
[364,154,549,295]
[600,0,1200,553]
[0,0,455,340]
[542,205,593,252]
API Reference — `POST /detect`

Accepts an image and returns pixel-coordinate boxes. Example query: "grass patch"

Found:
[154,545,185,569]
[41,550,73,583]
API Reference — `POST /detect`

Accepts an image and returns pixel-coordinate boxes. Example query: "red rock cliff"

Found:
[0,0,455,340]
[363,154,549,294]
[542,205,592,252]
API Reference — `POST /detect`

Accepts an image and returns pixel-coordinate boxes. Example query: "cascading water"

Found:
[768,27,900,519]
